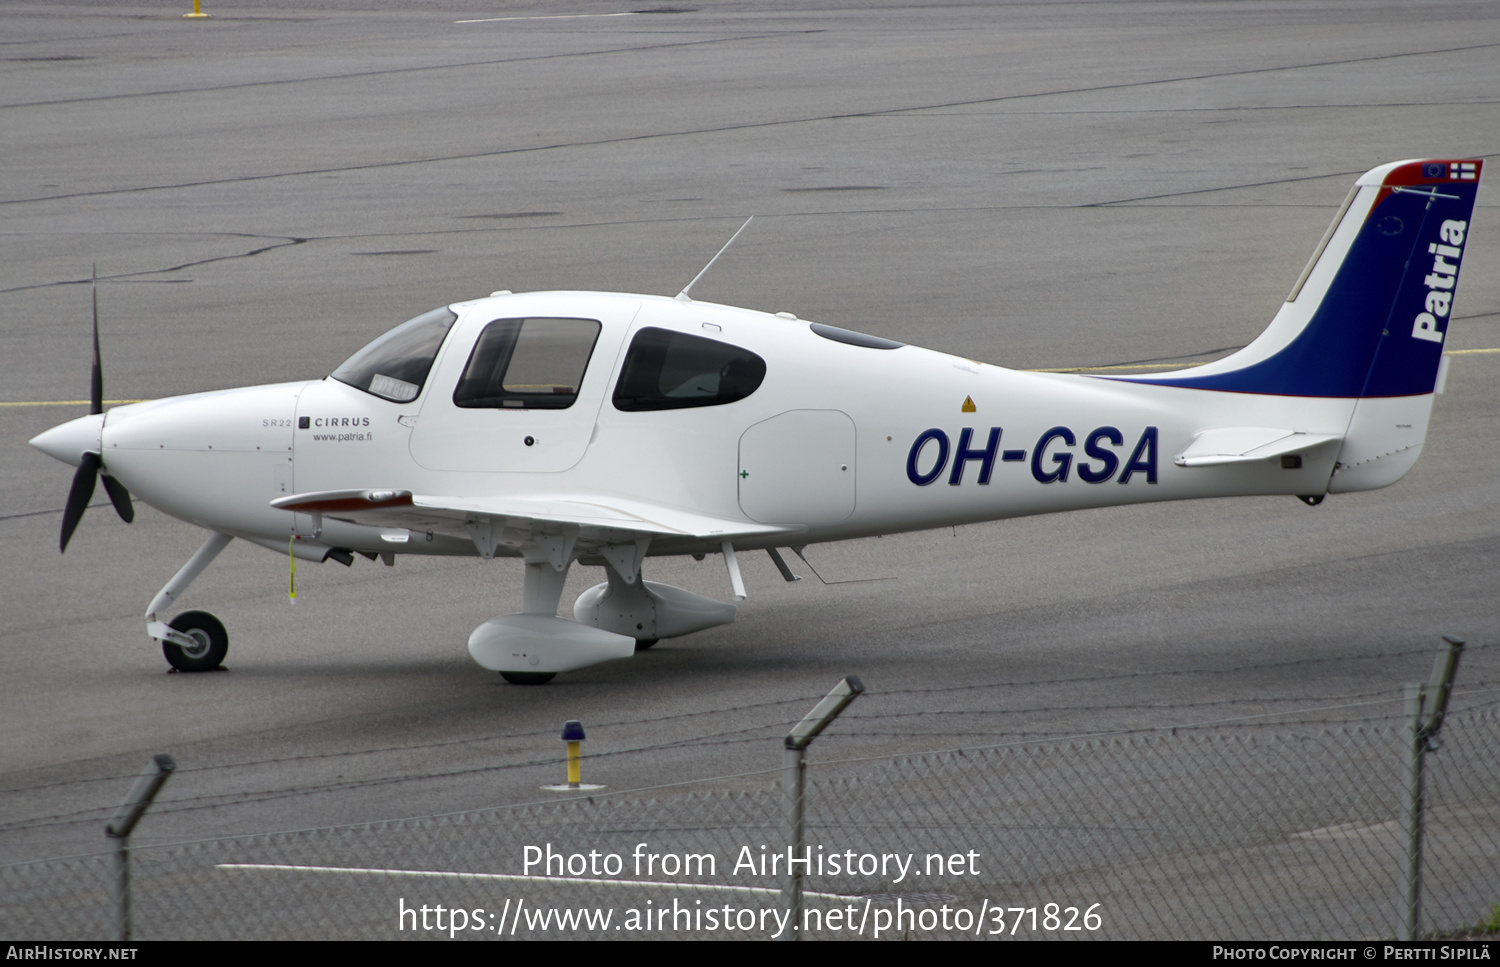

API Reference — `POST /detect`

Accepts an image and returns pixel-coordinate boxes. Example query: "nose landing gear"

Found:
[146,531,234,672]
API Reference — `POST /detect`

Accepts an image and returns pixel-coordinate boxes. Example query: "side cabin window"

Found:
[331,306,458,403]
[612,327,767,412]
[453,317,601,410]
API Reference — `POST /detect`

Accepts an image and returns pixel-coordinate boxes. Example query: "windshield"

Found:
[331,306,458,402]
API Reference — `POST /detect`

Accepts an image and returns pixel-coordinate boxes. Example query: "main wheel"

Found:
[500,671,555,685]
[163,610,228,672]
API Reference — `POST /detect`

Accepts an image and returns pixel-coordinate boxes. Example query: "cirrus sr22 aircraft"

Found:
[30,159,1484,683]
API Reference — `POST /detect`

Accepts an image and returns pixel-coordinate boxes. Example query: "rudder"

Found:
[1332,159,1482,491]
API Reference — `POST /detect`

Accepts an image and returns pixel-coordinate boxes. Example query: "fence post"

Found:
[1401,681,1424,941]
[781,739,806,937]
[780,676,864,940]
[1399,634,1464,941]
[106,754,176,941]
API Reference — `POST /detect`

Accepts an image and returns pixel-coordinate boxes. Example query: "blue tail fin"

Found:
[1113,158,1482,399]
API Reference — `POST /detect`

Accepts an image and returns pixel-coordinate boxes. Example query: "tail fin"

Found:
[1116,159,1482,398]
[1109,159,1482,492]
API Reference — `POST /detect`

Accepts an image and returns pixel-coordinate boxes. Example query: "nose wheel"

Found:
[162,610,228,672]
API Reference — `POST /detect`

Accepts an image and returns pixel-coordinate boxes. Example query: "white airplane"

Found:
[30,158,1483,683]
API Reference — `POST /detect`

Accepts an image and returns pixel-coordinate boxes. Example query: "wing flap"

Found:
[270,489,794,546]
[1174,427,1342,468]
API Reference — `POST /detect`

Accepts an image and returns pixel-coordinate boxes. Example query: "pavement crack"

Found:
[0,32,801,112]
[6,38,1494,211]
[870,40,1500,119]
[0,235,307,294]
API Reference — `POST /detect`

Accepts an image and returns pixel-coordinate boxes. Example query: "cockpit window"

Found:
[454,317,601,410]
[331,306,458,403]
[612,327,766,411]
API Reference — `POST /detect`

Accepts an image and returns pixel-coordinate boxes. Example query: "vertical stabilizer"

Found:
[1104,158,1482,492]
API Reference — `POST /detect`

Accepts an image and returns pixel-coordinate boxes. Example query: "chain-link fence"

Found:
[4,705,1498,940]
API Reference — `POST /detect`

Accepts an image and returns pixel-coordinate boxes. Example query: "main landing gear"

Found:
[468,555,638,685]
[467,535,745,683]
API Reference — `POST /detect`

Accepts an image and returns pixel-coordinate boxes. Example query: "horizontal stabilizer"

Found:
[1174,427,1341,468]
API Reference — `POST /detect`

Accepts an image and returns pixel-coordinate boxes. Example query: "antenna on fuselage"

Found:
[675,215,754,302]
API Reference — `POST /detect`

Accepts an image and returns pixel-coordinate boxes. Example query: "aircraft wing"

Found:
[270,489,793,561]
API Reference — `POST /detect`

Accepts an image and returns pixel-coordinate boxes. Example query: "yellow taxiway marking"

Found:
[4,350,1497,406]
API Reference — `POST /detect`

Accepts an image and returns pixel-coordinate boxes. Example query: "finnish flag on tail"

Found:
[1423,161,1476,180]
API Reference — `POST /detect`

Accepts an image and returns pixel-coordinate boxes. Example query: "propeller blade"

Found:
[60,451,100,553]
[101,472,135,524]
[90,273,103,417]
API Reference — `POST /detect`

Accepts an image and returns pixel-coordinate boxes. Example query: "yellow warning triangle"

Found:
[961,395,976,413]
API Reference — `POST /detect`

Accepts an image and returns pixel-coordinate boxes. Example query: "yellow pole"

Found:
[184,0,210,18]
[543,720,599,791]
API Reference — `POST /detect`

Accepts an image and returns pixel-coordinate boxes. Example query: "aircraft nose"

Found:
[29,413,105,468]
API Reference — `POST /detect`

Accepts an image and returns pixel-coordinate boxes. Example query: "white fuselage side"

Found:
[96,291,1360,560]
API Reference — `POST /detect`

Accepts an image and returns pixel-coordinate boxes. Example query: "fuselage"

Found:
[88,290,1360,562]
